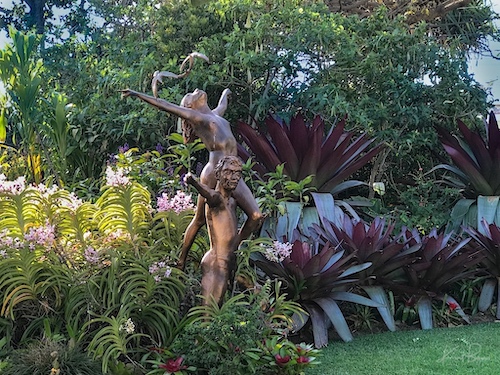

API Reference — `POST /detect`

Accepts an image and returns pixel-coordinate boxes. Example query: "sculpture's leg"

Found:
[232,180,264,243]
[177,194,206,270]
[200,250,236,306]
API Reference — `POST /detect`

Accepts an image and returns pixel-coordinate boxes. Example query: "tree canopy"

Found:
[0,0,499,228]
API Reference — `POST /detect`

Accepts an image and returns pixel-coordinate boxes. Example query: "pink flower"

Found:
[159,357,187,373]
[149,260,172,282]
[157,191,194,213]
[262,241,293,263]
[275,354,291,367]
[297,356,310,364]
[24,221,56,249]
[105,166,131,187]
[0,174,26,195]
[84,246,99,264]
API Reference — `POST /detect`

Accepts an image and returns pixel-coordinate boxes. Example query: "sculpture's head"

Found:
[215,156,242,191]
[179,90,205,144]
[181,88,208,109]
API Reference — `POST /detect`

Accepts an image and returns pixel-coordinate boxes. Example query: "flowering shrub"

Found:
[260,337,320,375]
[0,170,189,373]
[149,259,173,283]
[261,241,293,263]
[157,191,195,213]
[105,165,131,187]
[147,282,312,375]
[158,357,194,374]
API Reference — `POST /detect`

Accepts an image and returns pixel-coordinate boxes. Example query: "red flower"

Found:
[448,302,458,311]
[297,356,310,364]
[275,354,291,367]
[159,357,187,373]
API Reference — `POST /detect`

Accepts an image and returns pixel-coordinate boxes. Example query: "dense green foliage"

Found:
[1,1,500,373]
[1,1,495,226]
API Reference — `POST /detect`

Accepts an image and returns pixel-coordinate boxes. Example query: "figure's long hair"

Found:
[180,95,197,144]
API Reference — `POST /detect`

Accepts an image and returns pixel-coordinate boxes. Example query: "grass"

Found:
[307,322,500,375]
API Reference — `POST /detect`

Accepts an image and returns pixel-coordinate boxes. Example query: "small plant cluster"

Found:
[146,282,319,375]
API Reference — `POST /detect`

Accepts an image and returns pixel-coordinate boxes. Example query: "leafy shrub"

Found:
[464,221,500,318]
[2,339,102,375]
[310,216,420,331]
[147,281,315,375]
[390,228,484,329]
[435,112,500,231]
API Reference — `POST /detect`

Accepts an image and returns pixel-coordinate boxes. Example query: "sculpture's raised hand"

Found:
[184,172,196,185]
[120,89,138,99]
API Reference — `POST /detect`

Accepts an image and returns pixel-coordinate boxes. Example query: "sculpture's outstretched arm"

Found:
[213,88,232,117]
[120,89,206,124]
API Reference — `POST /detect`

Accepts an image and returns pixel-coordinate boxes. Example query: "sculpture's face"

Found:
[182,88,207,109]
[220,162,242,191]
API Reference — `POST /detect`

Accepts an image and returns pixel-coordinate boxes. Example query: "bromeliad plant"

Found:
[435,111,500,230]
[252,238,379,347]
[310,216,420,332]
[389,228,484,329]
[237,113,383,195]
[464,221,500,318]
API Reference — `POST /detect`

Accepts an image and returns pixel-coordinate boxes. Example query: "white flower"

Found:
[261,241,293,263]
[157,191,194,213]
[120,318,135,334]
[105,166,131,187]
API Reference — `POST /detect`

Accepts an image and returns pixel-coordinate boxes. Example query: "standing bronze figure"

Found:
[184,156,243,305]
[120,87,263,275]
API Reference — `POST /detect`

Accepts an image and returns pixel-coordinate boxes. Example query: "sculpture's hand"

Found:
[184,172,195,185]
[151,70,181,98]
[120,89,136,99]
[180,52,210,75]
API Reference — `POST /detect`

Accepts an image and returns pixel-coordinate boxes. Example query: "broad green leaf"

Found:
[339,262,372,278]
[477,195,500,234]
[330,291,382,307]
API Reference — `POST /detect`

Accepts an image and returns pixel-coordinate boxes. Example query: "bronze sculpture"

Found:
[184,156,243,305]
[120,87,263,277]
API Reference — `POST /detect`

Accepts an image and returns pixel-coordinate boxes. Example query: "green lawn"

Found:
[308,322,500,375]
